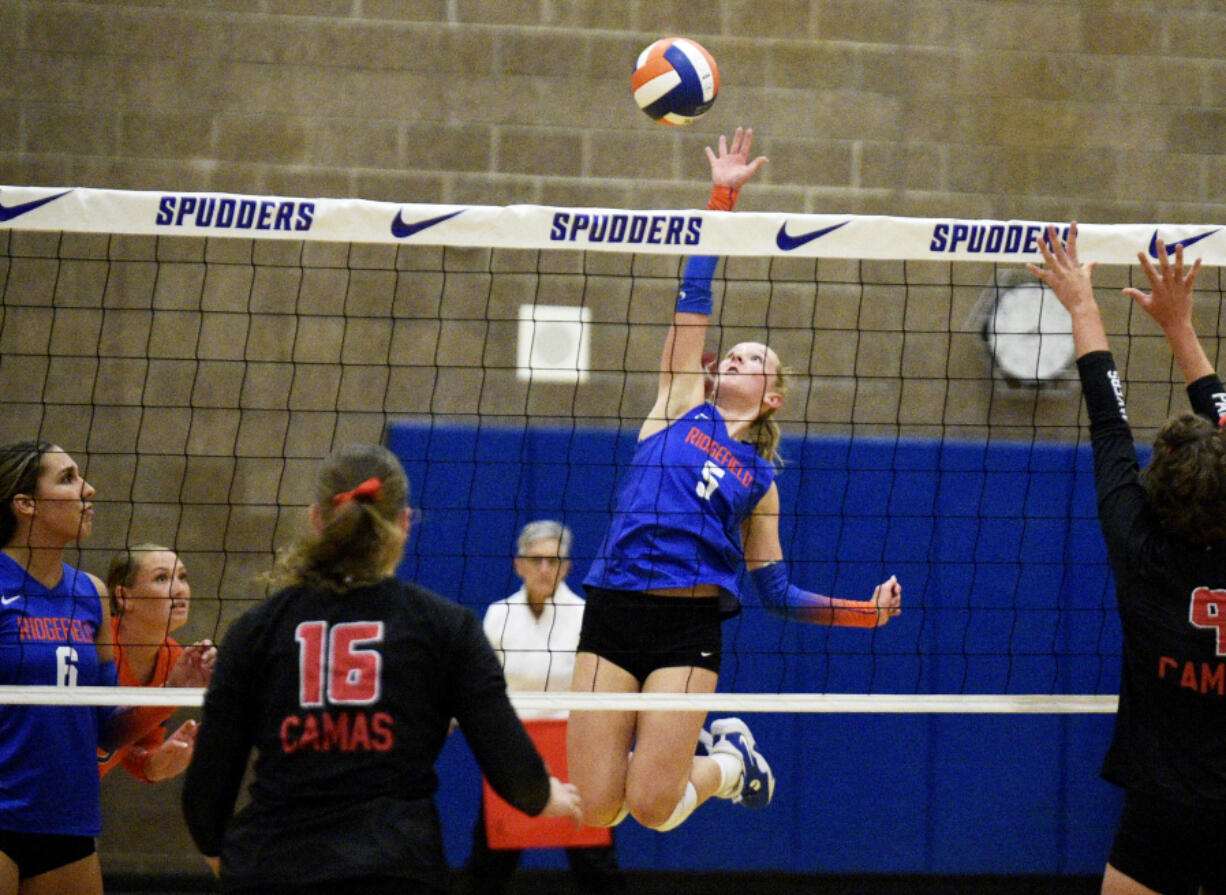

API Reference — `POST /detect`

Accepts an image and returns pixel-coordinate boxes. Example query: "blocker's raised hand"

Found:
[1027,222,1096,315]
[1123,239,1202,333]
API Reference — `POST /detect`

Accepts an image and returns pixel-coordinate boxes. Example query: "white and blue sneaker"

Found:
[710,717,774,808]
[695,726,714,756]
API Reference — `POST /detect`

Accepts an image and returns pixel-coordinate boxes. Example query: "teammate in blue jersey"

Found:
[569,128,903,834]
[0,440,180,895]
[1031,229,1226,895]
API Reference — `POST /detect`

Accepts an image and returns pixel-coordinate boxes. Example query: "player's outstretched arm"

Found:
[650,128,767,431]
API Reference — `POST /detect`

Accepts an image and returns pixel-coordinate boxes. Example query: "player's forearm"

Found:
[1162,319,1216,385]
[98,705,174,753]
[750,562,885,628]
[1068,303,1110,359]
[778,594,883,628]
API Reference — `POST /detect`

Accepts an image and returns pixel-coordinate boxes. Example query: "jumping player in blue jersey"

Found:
[0,440,195,895]
[569,128,903,833]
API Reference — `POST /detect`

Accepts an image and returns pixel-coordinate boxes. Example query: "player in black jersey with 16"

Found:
[182,444,581,895]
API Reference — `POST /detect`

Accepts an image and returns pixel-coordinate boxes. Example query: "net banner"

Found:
[2,185,1222,264]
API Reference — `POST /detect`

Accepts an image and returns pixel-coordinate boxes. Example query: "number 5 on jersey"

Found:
[295,621,385,707]
[697,459,725,500]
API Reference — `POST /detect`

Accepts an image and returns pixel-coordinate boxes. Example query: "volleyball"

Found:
[631,37,719,126]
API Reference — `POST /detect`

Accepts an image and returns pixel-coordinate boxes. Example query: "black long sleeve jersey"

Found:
[1078,351,1226,809]
[182,577,550,891]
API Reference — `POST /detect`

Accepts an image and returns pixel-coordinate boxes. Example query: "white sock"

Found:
[710,751,743,800]
[653,782,698,832]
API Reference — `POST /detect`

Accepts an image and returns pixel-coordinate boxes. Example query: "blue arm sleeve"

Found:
[750,562,882,628]
[749,562,809,619]
[676,255,717,315]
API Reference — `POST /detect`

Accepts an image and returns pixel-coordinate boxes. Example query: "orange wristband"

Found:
[707,185,738,212]
[826,599,883,628]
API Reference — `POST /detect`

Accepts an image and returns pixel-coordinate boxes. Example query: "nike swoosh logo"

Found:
[1148,228,1217,259]
[0,190,72,223]
[775,220,849,252]
[1,595,20,605]
[699,650,714,657]
[391,208,464,239]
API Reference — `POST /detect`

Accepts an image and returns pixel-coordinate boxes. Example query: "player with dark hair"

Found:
[568,129,902,834]
[0,441,185,895]
[182,443,582,895]
[1030,227,1226,895]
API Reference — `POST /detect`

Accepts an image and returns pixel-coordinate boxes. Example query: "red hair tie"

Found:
[1218,415,1226,430]
[332,477,382,506]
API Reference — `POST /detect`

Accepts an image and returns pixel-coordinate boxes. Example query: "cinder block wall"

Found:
[4,1,1226,221]
[2,0,1225,877]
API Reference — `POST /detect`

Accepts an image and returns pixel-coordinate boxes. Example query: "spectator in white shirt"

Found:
[458,521,625,895]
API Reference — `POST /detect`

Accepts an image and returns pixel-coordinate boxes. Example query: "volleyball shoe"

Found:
[709,717,774,808]
[695,725,714,756]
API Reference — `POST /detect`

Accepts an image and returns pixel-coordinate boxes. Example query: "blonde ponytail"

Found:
[746,359,790,466]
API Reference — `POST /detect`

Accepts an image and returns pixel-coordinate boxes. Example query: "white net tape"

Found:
[3,185,1223,263]
[0,686,1117,713]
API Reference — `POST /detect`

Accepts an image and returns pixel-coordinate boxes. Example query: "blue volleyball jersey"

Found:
[585,403,776,600]
[0,551,106,835]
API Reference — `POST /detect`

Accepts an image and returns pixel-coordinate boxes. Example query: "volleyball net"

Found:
[3,186,1224,714]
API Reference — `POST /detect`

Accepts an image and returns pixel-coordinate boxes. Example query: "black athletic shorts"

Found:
[577,587,722,683]
[0,829,95,880]
[1108,788,1226,895]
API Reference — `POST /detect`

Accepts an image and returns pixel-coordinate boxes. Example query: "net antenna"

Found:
[2,187,1223,713]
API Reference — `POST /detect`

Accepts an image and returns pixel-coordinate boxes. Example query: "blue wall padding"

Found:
[387,423,1124,874]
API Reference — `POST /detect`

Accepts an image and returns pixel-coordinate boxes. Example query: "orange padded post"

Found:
[483,718,612,849]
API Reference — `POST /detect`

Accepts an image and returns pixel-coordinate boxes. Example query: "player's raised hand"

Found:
[1027,223,1109,357]
[705,127,767,192]
[1124,239,1202,333]
[1027,223,1096,313]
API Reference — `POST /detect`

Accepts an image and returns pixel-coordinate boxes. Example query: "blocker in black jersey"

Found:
[1031,226,1226,895]
[1079,352,1226,809]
